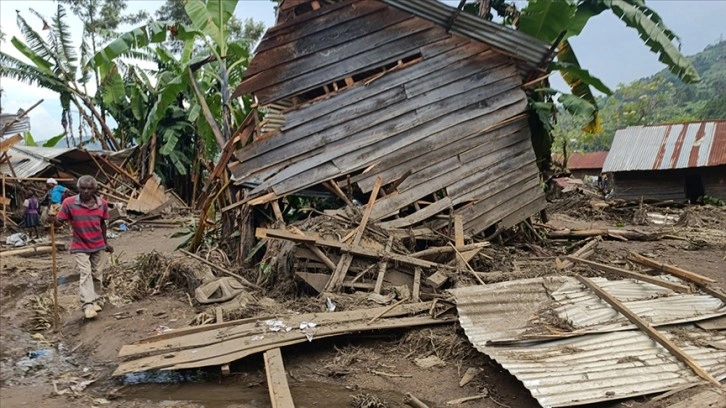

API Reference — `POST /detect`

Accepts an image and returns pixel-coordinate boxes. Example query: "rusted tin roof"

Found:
[567,151,608,170]
[450,277,726,407]
[603,121,726,172]
[0,113,31,137]
[1,146,72,178]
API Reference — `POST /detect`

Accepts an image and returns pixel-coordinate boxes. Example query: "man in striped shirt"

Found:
[53,175,114,319]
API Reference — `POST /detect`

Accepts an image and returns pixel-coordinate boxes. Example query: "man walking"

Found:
[53,175,113,319]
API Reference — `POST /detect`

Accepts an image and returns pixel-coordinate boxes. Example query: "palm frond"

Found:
[15,11,56,64]
[0,51,68,92]
[79,32,93,84]
[51,4,78,76]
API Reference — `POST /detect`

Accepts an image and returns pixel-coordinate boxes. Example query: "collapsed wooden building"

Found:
[228,0,552,237]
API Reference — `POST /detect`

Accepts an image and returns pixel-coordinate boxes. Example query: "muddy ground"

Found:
[1,202,724,408]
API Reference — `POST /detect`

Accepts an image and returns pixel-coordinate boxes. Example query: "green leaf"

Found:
[558,93,596,119]
[553,40,605,132]
[42,133,66,147]
[91,21,174,72]
[23,131,38,147]
[10,37,53,74]
[594,0,700,83]
[100,63,126,106]
[518,0,576,44]
[185,0,238,56]
[140,73,187,143]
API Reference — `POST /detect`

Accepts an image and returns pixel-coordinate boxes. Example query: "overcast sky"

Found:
[1,0,724,141]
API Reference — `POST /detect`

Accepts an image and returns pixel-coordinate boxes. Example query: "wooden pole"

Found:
[1,173,6,234]
[50,223,60,332]
[576,275,720,386]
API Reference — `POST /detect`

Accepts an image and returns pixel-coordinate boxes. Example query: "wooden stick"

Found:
[367,298,406,325]
[178,249,261,290]
[567,256,691,293]
[50,223,60,332]
[557,237,600,270]
[449,243,486,286]
[289,227,336,272]
[326,177,382,291]
[628,252,715,285]
[404,393,430,408]
[410,243,491,259]
[412,267,421,302]
[454,215,465,247]
[322,180,354,208]
[374,236,393,294]
[575,275,720,386]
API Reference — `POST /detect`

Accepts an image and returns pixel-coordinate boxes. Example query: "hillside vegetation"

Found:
[553,39,726,154]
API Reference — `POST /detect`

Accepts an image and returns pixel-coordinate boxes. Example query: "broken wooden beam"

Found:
[326,177,382,291]
[258,228,454,271]
[1,244,67,257]
[374,236,393,294]
[627,252,716,285]
[548,228,664,241]
[575,275,720,386]
[567,256,691,293]
[290,227,336,272]
[410,242,490,259]
[264,348,295,408]
[179,249,261,290]
[556,237,600,270]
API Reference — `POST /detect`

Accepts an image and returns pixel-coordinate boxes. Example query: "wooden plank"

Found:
[234,38,479,169]
[557,238,601,270]
[254,0,386,55]
[349,118,527,191]
[696,316,726,331]
[628,252,716,285]
[374,236,394,294]
[252,25,448,104]
[269,77,525,201]
[412,268,422,302]
[259,228,448,270]
[454,215,465,247]
[290,227,337,272]
[0,134,23,153]
[244,9,414,82]
[114,313,453,375]
[411,242,489,259]
[120,302,434,358]
[325,177,382,291]
[568,257,691,293]
[264,348,295,408]
[575,275,720,386]
[373,133,532,225]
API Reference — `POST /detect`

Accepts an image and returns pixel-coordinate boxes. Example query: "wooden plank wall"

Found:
[230,1,546,235]
[612,171,685,201]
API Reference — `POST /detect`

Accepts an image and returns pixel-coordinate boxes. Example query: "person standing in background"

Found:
[23,190,40,239]
[46,178,67,216]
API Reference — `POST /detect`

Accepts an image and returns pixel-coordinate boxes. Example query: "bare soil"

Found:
[1,204,724,408]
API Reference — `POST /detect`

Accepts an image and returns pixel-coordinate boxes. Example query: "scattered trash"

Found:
[326,297,336,312]
[6,232,28,247]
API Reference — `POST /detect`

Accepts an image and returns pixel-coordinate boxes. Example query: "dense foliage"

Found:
[553,40,726,155]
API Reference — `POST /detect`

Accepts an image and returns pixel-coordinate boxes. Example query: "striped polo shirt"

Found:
[57,195,109,253]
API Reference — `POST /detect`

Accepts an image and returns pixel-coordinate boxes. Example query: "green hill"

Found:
[553,40,726,153]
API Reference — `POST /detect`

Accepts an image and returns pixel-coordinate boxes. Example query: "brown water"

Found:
[119,379,408,408]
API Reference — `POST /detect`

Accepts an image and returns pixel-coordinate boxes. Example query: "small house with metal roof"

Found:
[228,0,552,236]
[567,151,608,180]
[602,121,726,202]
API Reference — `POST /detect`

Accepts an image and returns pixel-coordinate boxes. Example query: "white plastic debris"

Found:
[326,297,336,312]
[265,319,288,332]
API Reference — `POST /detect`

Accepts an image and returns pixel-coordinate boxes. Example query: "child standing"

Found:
[23,191,41,239]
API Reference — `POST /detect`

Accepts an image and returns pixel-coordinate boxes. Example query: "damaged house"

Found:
[603,120,726,202]
[228,0,551,236]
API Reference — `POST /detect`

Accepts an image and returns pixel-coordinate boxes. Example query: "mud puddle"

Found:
[117,377,409,408]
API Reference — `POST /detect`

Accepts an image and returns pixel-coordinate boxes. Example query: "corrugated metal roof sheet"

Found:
[567,151,608,170]
[0,146,73,178]
[381,0,550,71]
[603,121,726,172]
[0,113,31,137]
[451,277,726,407]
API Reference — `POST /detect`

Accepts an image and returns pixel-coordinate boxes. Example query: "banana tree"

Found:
[465,0,699,169]
[0,5,120,150]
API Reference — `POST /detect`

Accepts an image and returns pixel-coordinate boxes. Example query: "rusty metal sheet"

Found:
[451,277,726,407]
[604,121,726,172]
